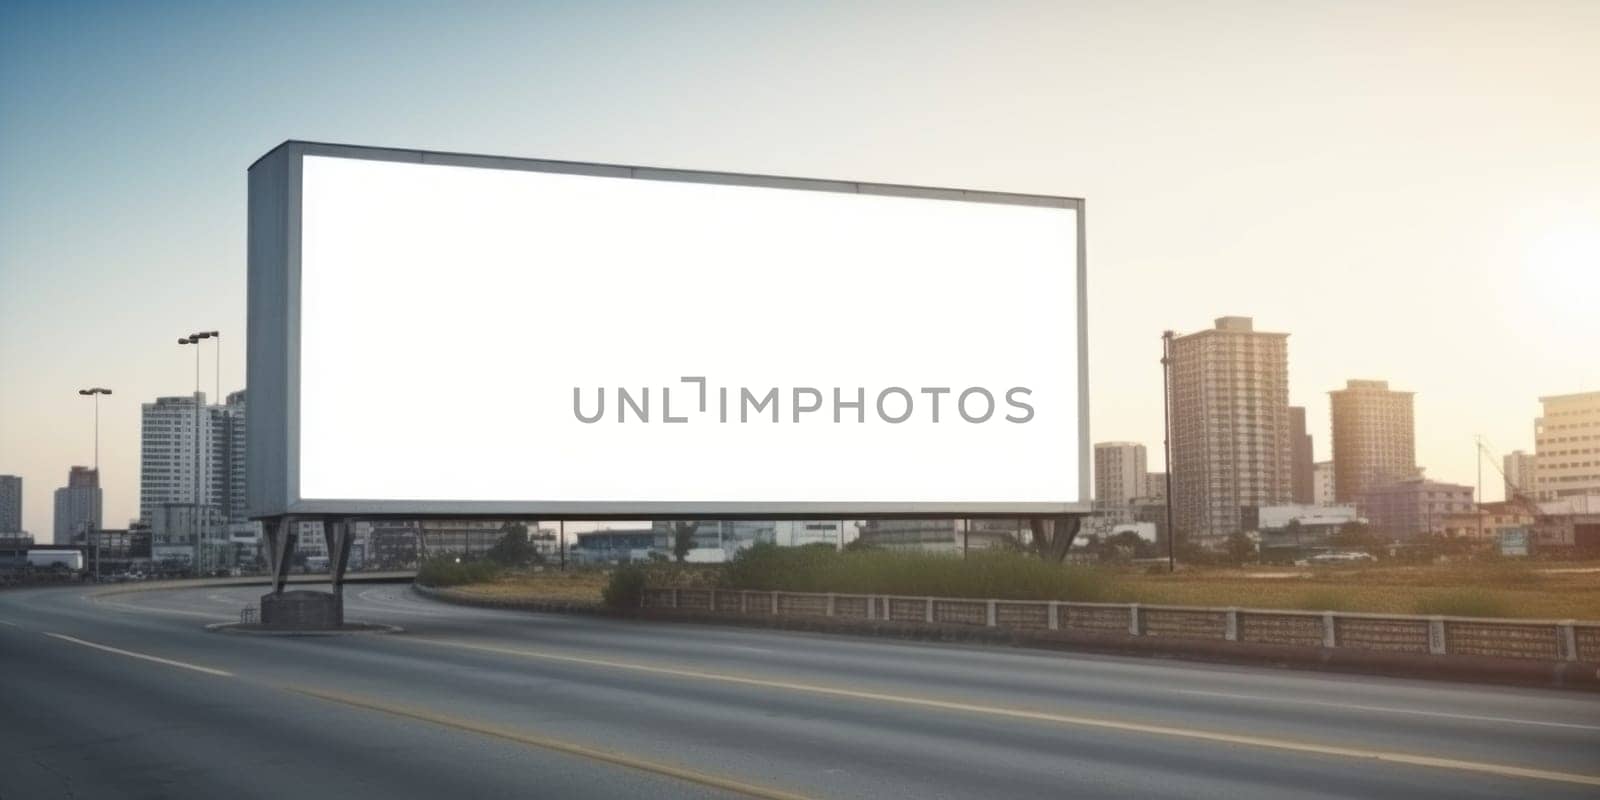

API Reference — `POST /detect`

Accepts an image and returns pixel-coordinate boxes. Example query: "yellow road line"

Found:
[288,686,813,800]
[407,637,1600,789]
[44,632,234,677]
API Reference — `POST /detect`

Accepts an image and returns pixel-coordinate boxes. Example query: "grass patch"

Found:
[432,554,1600,622]
[718,544,1116,602]
[416,557,502,587]
[1412,588,1510,618]
[1290,588,1359,613]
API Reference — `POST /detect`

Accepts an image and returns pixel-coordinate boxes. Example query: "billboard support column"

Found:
[263,517,294,594]
[324,519,352,594]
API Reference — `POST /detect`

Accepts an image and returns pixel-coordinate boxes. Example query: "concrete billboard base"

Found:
[260,589,342,629]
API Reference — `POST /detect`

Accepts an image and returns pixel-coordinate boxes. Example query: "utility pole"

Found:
[1475,435,1485,543]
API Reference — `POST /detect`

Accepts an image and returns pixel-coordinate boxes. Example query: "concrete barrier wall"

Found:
[642,587,1599,663]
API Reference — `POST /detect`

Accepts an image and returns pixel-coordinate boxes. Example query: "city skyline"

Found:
[4,1,1598,536]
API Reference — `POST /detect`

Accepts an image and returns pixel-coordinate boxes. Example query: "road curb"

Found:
[414,582,1600,692]
[85,571,416,600]
[206,621,404,637]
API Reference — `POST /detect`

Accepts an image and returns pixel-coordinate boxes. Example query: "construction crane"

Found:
[1476,435,1538,512]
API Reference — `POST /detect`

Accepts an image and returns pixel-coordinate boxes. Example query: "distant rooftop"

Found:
[1331,379,1414,395]
[1173,315,1288,339]
[1538,390,1600,404]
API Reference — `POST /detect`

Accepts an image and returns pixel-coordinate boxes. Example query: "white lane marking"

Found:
[90,596,233,621]
[44,632,233,677]
[1173,689,1600,732]
[713,645,778,655]
[404,637,1600,788]
[0,619,20,628]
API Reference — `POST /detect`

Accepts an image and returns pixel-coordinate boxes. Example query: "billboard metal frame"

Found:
[248,140,1089,521]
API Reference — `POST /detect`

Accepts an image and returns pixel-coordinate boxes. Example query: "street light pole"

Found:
[180,334,208,575]
[209,331,221,407]
[205,331,221,569]
[78,388,112,582]
[1161,330,1177,574]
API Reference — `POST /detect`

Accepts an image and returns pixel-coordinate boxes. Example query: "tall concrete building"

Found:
[1289,406,1314,504]
[140,395,214,522]
[1094,442,1148,506]
[141,392,246,567]
[0,475,20,533]
[1167,317,1292,546]
[53,466,102,545]
[1534,391,1600,500]
[1329,380,1416,506]
[218,391,254,525]
[1144,472,1168,503]
[1312,460,1336,507]
[1503,450,1537,501]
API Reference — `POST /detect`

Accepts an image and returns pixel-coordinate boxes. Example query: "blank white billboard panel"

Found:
[248,143,1086,517]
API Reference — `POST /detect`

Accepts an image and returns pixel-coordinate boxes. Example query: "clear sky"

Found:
[2,0,1596,537]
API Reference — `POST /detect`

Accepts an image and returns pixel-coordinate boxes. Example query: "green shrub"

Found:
[603,564,648,609]
[716,544,1114,602]
[416,556,501,587]
[1413,588,1509,618]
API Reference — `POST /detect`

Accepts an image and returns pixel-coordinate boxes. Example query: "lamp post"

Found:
[1161,330,1177,574]
[78,387,112,581]
[180,333,213,575]
[205,331,221,405]
[203,331,221,569]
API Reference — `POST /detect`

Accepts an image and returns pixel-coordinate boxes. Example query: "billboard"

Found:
[248,142,1087,519]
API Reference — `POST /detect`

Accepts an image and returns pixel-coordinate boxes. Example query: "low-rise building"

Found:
[573,528,656,564]
[1532,496,1600,556]
[1440,502,1535,544]
[1246,504,1362,561]
[856,519,1024,552]
[1359,477,1474,539]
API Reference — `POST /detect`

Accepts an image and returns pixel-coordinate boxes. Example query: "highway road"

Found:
[2,581,1598,799]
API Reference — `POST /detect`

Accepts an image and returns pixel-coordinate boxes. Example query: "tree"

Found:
[1330,521,1380,553]
[486,523,536,566]
[1028,515,1082,563]
[1225,531,1257,565]
[670,521,700,563]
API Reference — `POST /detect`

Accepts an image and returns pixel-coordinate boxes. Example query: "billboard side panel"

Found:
[1078,202,1091,506]
[246,145,293,518]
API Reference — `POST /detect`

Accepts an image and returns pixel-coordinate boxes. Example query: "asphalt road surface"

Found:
[2,580,1598,799]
